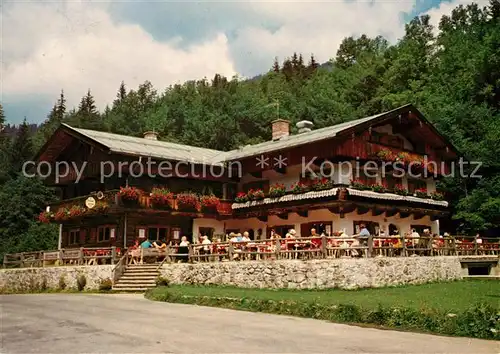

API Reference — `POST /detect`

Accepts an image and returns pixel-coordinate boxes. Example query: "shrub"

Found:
[155,276,170,287]
[99,278,113,291]
[77,274,87,291]
[58,275,66,290]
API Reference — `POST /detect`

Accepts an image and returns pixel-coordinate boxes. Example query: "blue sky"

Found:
[2,0,484,125]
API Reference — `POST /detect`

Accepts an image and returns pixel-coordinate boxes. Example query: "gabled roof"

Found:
[41,104,457,164]
[62,124,228,164]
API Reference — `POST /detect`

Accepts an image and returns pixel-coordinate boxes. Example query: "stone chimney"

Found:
[296,120,314,134]
[143,131,159,140]
[271,119,290,140]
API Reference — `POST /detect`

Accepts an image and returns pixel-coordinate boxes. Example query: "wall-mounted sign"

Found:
[110,228,116,238]
[138,228,146,238]
[85,197,96,209]
[172,229,180,240]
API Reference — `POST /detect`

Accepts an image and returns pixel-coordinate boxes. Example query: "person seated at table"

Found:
[353,224,371,249]
[410,228,420,247]
[177,236,190,263]
[200,235,212,258]
[236,233,243,242]
[285,229,296,239]
[140,238,152,248]
[229,232,237,243]
[153,239,167,250]
[242,231,251,242]
[309,228,322,248]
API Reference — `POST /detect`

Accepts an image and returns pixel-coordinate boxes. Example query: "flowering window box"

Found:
[350,179,370,191]
[414,188,429,199]
[176,193,200,212]
[200,194,220,213]
[235,192,248,203]
[54,208,70,221]
[371,184,387,193]
[269,183,286,198]
[393,184,409,196]
[247,189,265,201]
[291,182,309,194]
[38,211,53,223]
[117,187,142,207]
[150,187,174,210]
[430,191,444,201]
[311,178,333,191]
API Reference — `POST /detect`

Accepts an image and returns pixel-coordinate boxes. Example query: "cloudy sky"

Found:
[1,0,486,124]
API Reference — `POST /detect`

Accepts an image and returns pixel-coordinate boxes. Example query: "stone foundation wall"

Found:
[0,266,113,292]
[160,257,463,289]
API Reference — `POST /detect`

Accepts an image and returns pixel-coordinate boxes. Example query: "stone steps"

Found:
[113,264,160,292]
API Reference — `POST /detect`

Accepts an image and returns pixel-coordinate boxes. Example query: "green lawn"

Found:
[150,280,499,312]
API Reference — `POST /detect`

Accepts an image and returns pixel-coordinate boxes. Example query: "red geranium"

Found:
[200,194,220,208]
[176,192,200,211]
[311,177,333,191]
[38,211,53,223]
[68,205,86,218]
[150,187,174,206]
[54,208,69,221]
[269,183,286,198]
[415,188,428,198]
[393,184,409,196]
[350,179,370,190]
[247,188,265,200]
[291,182,309,194]
[235,192,248,203]
[118,186,141,201]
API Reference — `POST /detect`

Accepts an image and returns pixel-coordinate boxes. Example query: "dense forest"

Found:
[1,1,499,259]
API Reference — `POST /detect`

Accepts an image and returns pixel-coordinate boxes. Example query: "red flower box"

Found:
[291,182,309,194]
[247,189,265,201]
[38,211,53,223]
[54,208,69,221]
[350,179,370,190]
[269,183,286,198]
[68,205,86,218]
[311,178,333,191]
[414,188,429,198]
[150,187,174,209]
[235,192,248,203]
[200,194,220,212]
[393,184,409,196]
[176,193,200,212]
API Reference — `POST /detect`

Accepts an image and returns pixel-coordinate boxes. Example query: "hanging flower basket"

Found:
[393,184,409,196]
[235,192,248,203]
[377,149,395,162]
[414,188,428,199]
[118,187,142,207]
[269,183,286,198]
[150,187,174,210]
[396,152,411,166]
[200,194,220,213]
[247,189,265,201]
[38,211,53,223]
[176,192,200,212]
[291,182,309,194]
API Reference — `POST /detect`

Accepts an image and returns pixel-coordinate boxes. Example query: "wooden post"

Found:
[20,253,25,268]
[166,245,171,263]
[228,242,234,261]
[275,239,280,259]
[402,234,407,257]
[188,244,193,263]
[57,224,63,250]
[368,236,373,258]
[140,248,144,264]
[79,247,84,265]
[321,235,327,258]
[111,246,116,265]
[452,236,457,256]
[3,254,6,268]
[473,237,478,255]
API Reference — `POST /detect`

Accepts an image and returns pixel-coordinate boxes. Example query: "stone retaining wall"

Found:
[0,265,113,292]
[160,257,463,289]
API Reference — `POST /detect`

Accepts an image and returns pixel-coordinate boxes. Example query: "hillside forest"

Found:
[1,1,499,258]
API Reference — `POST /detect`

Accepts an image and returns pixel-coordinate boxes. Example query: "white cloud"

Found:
[2,1,236,111]
[2,0,484,120]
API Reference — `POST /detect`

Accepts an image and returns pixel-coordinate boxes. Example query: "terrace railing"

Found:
[3,237,499,268]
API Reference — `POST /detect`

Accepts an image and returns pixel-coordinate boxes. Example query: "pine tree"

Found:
[0,103,5,131]
[56,90,66,122]
[117,81,127,102]
[77,90,101,129]
[9,119,34,176]
[272,57,280,73]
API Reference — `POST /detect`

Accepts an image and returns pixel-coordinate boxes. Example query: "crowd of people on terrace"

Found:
[126,225,494,263]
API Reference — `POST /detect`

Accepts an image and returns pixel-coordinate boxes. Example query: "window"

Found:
[300,221,333,237]
[69,229,79,245]
[146,226,168,242]
[353,221,380,235]
[267,225,294,238]
[407,179,427,193]
[199,227,214,238]
[98,226,115,243]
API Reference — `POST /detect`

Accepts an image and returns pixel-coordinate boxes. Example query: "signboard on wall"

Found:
[172,229,180,240]
[85,197,96,209]
[138,228,146,238]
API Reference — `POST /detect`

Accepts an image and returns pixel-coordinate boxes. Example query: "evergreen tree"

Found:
[56,90,66,122]
[272,57,280,73]
[9,119,34,177]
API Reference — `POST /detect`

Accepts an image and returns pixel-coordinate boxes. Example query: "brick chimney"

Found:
[271,119,290,140]
[143,131,158,140]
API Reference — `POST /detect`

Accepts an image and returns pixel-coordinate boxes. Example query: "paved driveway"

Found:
[1,294,498,353]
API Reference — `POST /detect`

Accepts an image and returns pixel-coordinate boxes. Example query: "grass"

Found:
[147,280,499,312]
